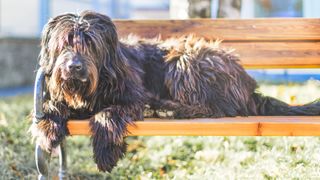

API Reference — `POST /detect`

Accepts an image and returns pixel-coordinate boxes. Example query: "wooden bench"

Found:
[33,18,320,179]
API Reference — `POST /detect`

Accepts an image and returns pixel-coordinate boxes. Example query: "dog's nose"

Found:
[67,60,82,71]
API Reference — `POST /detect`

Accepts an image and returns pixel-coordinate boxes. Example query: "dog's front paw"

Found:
[94,108,112,124]
[90,107,129,172]
[155,109,175,119]
[30,123,51,152]
[30,116,67,152]
[143,104,155,118]
[92,107,126,142]
[94,142,127,172]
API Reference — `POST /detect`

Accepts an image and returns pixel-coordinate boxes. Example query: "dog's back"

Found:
[121,34,320,118]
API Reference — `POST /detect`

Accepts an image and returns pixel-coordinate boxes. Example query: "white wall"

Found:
[0,0,170,37]
[0,0,39,37]
[303,0,320,18]
[51,0,94,18]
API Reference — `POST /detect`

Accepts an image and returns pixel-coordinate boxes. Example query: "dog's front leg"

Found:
[31,101,69,153]
[89,105,134,172]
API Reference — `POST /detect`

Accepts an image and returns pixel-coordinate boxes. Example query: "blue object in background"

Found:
[255,0,303,17]
[247,69,320,83]
[0,86,33,97]
[39,0,50,35]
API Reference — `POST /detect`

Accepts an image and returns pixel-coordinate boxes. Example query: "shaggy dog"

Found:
[30,11,320,172]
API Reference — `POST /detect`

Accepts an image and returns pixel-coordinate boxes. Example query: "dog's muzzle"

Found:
[67,58,83,72]
[63,57,88,82]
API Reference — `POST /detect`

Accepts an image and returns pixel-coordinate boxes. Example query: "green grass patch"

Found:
[1,81,320,179]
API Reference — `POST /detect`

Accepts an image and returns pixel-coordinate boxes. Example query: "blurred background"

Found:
[1,0,320,179]
[0,0,319,93]
[0,0,319,37]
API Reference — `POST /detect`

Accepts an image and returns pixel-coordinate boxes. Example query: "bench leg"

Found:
[35,143,51,180]
[58,139,67,180]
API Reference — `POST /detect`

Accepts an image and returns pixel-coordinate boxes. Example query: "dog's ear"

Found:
[39,17,56,74]
[39,13,76,74]
[85,12,131,80]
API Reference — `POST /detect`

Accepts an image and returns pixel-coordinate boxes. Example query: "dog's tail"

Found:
[252,93,320,116]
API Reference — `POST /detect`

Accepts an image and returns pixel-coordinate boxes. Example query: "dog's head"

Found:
[39,11,126,108]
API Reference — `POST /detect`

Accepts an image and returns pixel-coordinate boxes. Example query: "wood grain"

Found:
[222,42,320,69]
[115,18,320,41]
[114,19,320,68]
[66,19,320,137]
[68,116,320,136]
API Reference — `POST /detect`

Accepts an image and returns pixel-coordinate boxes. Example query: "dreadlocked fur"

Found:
[31,11,320,172]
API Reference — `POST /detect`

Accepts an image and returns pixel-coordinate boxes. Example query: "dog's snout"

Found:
[67,59,83,71]
[62,55,88,81]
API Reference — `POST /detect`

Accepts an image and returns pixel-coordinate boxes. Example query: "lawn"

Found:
[1,80,320,179]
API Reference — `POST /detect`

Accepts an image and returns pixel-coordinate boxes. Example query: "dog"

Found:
[30,11,320,172]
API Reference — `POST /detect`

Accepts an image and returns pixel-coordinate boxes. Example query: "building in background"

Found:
[0,0,319,37]
[0,0,319,90]
[0,0,169,37]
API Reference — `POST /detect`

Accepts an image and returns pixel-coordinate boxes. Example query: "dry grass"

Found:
[1,80,320,179]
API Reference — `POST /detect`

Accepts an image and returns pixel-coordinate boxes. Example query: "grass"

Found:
[1,80,320,179]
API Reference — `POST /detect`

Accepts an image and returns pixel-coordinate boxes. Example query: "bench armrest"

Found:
[33,68,45,123]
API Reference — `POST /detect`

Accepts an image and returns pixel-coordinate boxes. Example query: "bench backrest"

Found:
[114,18,320,69]
[62,18,320,136]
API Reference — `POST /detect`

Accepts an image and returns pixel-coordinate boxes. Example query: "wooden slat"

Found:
[66,19,320,137]
[223,42,320,69]
[115,18,320,41]
[115,19,320,69]
[68,116,320,136]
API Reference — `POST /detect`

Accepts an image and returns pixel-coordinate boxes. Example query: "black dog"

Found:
[30,11,320,172]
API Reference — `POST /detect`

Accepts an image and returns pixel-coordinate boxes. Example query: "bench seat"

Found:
[64,18,320,137]
[68,116,320,136]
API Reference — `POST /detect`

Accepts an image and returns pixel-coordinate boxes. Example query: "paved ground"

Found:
[0,86,33,97]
